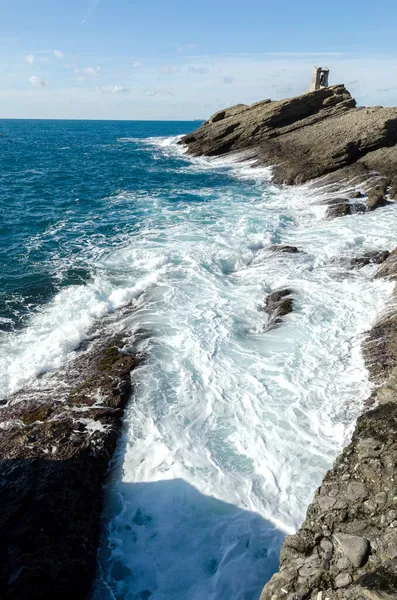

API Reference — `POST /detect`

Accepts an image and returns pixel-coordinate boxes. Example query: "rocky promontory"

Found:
[181,85,397,205]
[181,88,397,599]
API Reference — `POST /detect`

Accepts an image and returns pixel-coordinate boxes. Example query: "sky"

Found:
[1,0,397,120]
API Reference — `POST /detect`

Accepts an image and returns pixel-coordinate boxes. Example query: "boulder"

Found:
[334,533,370,567]
[326,198,352,218]
[366,187,389,211]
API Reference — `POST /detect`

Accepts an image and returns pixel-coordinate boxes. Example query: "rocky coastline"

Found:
[181,86,397,599]
[1,85,397,600]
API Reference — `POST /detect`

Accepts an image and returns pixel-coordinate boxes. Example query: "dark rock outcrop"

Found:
[0,325,141,600]
[268,245,299,253]
[181,85,397,192]
[264,289,294,328]
[350,251,390,269]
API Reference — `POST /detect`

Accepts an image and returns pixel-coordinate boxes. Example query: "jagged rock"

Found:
[181,86,397,189]
[366,187,389,211]
[264,289,294,328]
[326,198,352,218]
[375,249,397,279]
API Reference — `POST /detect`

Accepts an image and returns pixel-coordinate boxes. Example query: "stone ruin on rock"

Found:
[310,65,330,91]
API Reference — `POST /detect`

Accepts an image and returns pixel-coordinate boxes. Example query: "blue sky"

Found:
[1,0,397,119]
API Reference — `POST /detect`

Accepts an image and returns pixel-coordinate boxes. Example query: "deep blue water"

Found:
[0,120,207,330]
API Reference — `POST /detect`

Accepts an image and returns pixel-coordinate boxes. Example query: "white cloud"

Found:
[53,50,64,59]
[144,88,173,97]
[188,66,208,74]
[132,61,143,69]
[159,65,179,74]
[75,66,100,81]
[29,75,48,87]
[223,76,235,84]
[25,54,34,65]
[98,85,130,93]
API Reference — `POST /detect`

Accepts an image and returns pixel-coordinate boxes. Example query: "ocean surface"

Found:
[1,120,397,600]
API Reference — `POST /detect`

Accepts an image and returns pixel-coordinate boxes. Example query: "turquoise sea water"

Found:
[1,120,397,600]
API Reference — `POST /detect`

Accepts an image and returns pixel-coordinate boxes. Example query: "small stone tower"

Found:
[310,66,329,91]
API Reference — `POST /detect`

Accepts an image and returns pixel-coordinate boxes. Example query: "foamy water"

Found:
[1,131,396,600]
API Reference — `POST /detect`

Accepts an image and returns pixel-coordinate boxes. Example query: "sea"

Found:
[1,119,396,600]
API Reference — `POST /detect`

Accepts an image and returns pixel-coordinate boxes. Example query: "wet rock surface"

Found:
[264,289,294,328]
[350,251,390,269]
[268,244,300,253]
[0,314,142,600]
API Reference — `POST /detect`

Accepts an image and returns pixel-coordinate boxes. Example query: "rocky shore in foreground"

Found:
[181,87,397,599]
[0,307,141,599]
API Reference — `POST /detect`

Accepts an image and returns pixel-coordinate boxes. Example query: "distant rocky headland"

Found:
[181,86,397,599]
[1,85,397,599]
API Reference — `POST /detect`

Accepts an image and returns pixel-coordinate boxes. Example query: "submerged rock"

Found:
[268,244,299,253]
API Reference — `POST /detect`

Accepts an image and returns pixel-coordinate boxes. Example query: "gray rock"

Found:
[320,538,333,554]
[366,187,389,211]
[264,289,294,328]
[336,557,351,570]
[375,492,387,504]
[298,563,322,578]
[318,496,337,511]
[182,86,397,190]
[334,533,370,567]
[335,572,352,588]
[346,481,369,502]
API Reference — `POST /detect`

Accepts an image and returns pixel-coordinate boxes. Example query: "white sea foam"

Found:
[1,135,397,599]
[92,138,396,600]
